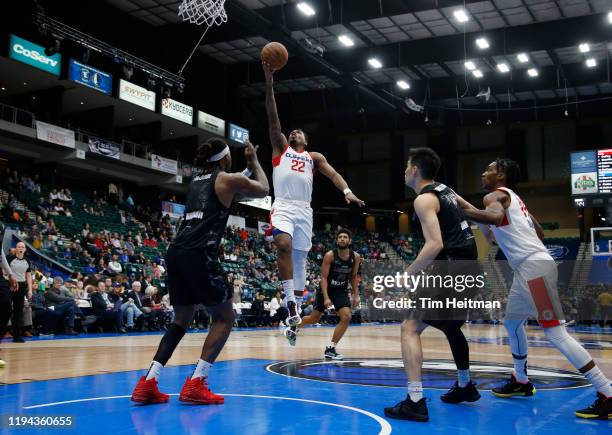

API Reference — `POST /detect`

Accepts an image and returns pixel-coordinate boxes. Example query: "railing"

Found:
[0,102,35,129]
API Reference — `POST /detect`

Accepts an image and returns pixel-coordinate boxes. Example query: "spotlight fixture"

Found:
[396,80,410,90]
[586,58,597,68]
[454,9,469,23]
[472,69,483,78]
[122,64,134,80]
[517,53,529,63]
[297,2,316,16]
[527,68,538,77]
[464,61,476,71]
[476,37,490,49]
[44,37,61,56]
[338,35,354,47]
[497,63,510,73]
[368,58,382,68]
[608,11,612,23]
[579,43,590,53]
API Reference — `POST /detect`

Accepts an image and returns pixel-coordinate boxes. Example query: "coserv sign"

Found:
[9,34,61,76]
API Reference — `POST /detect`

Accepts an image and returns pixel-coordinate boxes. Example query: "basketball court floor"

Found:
[1,323,610,434]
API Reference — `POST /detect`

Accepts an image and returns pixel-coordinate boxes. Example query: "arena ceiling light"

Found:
[338,35,354,47]
[454,9,469,23]
[579,42,590,53]
[497,63,510,73]
[608,11,612,23]
[517,53,529,63]
[476,38,490,49]
[368,58,382,68]
[396,80,410,90]
[297,2,316,16]
[464,61,476,71]
[527,68,538,77]
[472,69,483,78]
[586,58,597,68]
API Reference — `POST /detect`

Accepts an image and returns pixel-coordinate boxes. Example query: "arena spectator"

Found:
[43,277,78,335]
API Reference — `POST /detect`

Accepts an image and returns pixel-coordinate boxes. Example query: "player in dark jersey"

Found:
[289,228,361,359]
[384,147,480,423]
[131,138,269,405]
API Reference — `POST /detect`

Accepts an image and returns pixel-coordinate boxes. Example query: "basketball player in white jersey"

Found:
[460,158,611,420]
[263,62,365,344]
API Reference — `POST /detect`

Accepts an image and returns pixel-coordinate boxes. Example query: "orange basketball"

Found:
[261,42,288,71]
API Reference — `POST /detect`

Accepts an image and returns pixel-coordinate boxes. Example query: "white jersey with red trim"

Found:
[272,144,314,203]
[490,187,550,268]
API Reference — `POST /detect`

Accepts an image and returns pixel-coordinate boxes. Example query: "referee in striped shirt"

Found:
[7,242,32,343]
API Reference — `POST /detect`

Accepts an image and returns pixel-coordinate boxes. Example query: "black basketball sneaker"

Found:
[492,374,536,398]
[384,397,429,422]
[575,392,612,419]
[440,381,481,404]
[324,346,344,360]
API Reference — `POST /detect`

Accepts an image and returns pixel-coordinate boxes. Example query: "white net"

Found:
[178,0,227,27]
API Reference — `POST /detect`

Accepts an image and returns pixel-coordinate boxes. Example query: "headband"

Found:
[207,145,230,162]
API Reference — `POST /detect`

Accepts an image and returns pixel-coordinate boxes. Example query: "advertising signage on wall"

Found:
[161,98,193,124]
[118,79,156,111]
[69,59,112,95]
[9,34,61,76]
[228,123,249,144]
[570,148,612,207]
[197,111,225,136]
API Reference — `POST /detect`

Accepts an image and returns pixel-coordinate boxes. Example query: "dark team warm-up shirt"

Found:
[414,182,477,261]
[172,168,231,252]
[322,249,356,293]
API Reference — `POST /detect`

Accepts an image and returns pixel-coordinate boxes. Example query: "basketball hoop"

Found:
[176,0,228,76]
[178,0,227,27]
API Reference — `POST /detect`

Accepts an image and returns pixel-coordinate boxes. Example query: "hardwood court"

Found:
[1,323,610,384]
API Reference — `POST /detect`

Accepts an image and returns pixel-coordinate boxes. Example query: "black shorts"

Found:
[166,245,232,307]
[314,289,351,312]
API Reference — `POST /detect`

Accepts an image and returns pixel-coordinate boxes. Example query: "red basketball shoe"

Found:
[179,376,224,404]
[131,376,170,404]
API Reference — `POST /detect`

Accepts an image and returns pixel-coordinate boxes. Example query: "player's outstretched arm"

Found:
[462,191,507,226]
[311,152,365,207]
[407,193,443,275]
[263,62,288,154]
[220,142,270,200]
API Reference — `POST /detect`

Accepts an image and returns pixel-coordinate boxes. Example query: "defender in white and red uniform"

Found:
[263,62,365,346]
[461,158,612,420]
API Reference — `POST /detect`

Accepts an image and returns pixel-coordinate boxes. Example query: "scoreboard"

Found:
[571,148,612,207]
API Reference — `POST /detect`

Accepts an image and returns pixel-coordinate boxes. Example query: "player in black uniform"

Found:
[288,228,361,359]
[131,138,269,405]
[384,147,480,422]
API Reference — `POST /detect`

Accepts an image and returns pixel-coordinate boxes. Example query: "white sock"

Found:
[192,359,212,380]
[145,361,163,381]
[328,341,337,349]
[513,355,529,383]
[584,366,612,397]
[458,369,470,388]
[408,381,423,402]
[282,280,295,304]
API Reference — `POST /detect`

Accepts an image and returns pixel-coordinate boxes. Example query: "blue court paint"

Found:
[1,359,610,434]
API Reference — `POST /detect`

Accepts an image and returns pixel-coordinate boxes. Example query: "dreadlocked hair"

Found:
[495,158,521,190]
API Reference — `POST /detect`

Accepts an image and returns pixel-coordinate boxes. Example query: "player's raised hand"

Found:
[262,62,275,83]
[244,141,260,164]
[345,192,365,207]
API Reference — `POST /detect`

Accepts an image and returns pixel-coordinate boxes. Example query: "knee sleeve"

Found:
[544,325,592,370]
[292,249,308,295]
